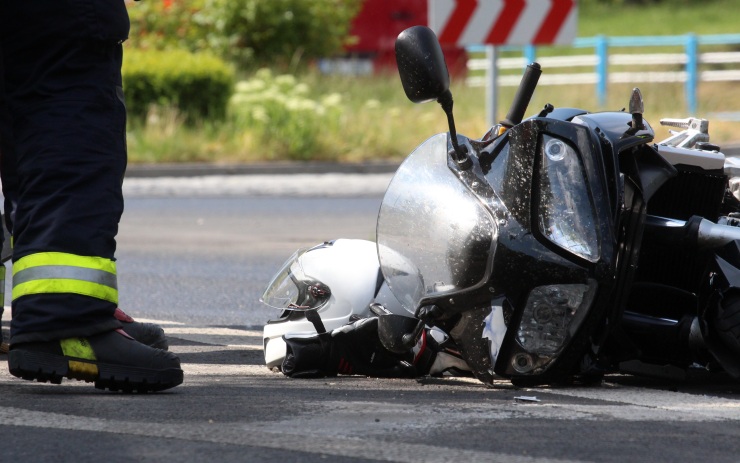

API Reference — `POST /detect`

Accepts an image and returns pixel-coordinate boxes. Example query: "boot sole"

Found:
[8,350,183,393]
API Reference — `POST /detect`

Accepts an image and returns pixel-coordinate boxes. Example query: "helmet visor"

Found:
[260,248,331,311]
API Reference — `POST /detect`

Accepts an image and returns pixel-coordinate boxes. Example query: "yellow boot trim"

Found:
[60,338,99,379]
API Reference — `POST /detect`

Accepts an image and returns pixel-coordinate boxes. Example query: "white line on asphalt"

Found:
[1,321,740,462]
[0,406,585,463]
[182,363,268,376]
[132,317,186,326]
[544,386,740,421]
[164,327,261,337]
[174,345,262,353]
[160,323,740,424]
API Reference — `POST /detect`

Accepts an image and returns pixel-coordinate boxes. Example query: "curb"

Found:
[125,161,401,178]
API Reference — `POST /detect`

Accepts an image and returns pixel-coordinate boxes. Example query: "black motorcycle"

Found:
[371,25,740,386]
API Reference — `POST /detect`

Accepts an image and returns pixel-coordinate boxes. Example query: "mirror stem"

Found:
[437,90,470,168]
[401,319,425,350]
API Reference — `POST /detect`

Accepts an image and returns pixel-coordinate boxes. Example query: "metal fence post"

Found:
[596,35,608,107]
[685,34,698,115]
[486,45,498,126]
[524,44,537,65]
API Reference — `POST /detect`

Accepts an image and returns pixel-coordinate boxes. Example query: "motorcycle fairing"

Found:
[482,118,617,286]
[475,118,620,380]
[376,112,689,384]
[572,111,679,205]
[377,117,625,383]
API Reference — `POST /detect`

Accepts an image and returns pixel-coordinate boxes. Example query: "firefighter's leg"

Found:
[0,1,181,392]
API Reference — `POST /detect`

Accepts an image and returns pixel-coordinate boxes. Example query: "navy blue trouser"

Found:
[0,1,131,343]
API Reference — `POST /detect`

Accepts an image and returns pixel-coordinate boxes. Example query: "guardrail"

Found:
[466,34,740,115]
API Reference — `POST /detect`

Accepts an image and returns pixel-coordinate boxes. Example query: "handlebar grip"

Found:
[501,62,542,128]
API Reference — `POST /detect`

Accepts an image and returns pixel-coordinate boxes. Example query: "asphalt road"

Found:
[116,195,384,326]
[1,172,740,462]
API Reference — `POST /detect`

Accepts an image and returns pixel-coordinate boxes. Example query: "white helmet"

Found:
[260,239,381,368]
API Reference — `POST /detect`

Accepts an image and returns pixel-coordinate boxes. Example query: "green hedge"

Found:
[122,49,235,122]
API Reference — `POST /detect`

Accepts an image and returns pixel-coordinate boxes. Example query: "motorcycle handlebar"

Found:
[500,62,542,128]
[645,215,740,249]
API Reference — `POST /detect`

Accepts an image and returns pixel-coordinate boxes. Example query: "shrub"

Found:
[126,0,362,72]
[122,48,235,122]
[229,69,343,160]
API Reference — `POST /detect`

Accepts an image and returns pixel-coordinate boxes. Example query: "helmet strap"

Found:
[305,309,328,337]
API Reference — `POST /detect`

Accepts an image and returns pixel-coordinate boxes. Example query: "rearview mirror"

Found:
[395,26,450,104]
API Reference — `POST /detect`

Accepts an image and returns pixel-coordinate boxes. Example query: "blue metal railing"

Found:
[468,34,740,114]
[577,34,740,113]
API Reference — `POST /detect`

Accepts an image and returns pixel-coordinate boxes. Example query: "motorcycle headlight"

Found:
[536,135,600,263]
[510,281,598,375]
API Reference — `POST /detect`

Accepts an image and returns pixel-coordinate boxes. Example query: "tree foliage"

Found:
[127,0,363,71]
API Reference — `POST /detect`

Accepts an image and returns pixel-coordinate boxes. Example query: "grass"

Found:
[577,0,740,37]
[126,0,740,164]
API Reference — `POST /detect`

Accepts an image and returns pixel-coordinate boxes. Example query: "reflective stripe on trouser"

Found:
[12,252,118,304]
[0,264,5,307]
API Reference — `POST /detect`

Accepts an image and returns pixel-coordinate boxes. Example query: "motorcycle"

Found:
[261,25,740,387]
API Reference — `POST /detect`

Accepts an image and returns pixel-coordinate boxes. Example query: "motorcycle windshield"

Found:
[377,133,497,315]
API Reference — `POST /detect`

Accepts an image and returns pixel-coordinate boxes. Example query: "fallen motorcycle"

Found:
[261,25,740,386]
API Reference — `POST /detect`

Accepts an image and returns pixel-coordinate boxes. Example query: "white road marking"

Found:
[182,363,270,376]
[545,385,740,421]
[1,320,739,462]
[162,322,740,424]
[0,405,586,463]
[164,327,261,337]
[132,317,185,325]
[173,344,261,353]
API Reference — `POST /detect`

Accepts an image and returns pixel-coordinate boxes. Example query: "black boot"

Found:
[114,308,169,350]
[8,329,183,392]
